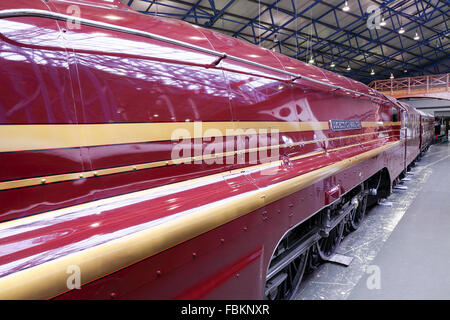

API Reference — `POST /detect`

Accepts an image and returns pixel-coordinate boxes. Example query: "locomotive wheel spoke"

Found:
[265,249,309,300]
[316,221,344,260]
[306,243,321,272]
[348,193,368,232]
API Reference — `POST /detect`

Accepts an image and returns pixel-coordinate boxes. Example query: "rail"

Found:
[369,73,450,98]
[0,9,387,102]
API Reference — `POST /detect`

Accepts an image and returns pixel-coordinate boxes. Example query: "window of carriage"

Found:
[392,107,399,122]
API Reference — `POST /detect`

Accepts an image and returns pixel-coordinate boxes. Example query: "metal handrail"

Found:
[0,8,387,102]
[369,73,450,94]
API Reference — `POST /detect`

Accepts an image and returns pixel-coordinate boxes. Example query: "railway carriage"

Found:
[417,110,434,153]
[0,0,434,300]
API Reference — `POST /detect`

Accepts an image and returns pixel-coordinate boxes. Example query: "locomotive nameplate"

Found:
[329,120,362,132]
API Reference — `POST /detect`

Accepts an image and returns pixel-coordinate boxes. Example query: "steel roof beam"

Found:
[254,0,322,45]
[349,30,449,79]
[326,3,449,75]
[311,0,446,61]
[251,0,430,65]
[204,0,237,28]
[338,7,449,74]
[181,0,203,21]
[253,0,430,73]
[307,0,440,59]
[232,0,282,38]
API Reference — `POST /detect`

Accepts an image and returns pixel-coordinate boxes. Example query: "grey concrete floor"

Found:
[295,142,450,300]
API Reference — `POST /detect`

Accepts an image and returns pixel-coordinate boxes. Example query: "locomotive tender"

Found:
[0,0,435,299]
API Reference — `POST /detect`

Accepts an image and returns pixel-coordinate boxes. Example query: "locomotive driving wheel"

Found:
[347,192,368,232]
[265,250,308,300]
[316,221,345,260]
[306,242,322,272]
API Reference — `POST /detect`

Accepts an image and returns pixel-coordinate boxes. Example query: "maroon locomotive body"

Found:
[0,0,434,299]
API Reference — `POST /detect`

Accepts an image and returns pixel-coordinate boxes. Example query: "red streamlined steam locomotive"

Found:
[0,0,435,299]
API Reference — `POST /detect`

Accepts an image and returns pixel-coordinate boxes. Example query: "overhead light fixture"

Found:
[380,17,386,27]
[274,34,279,43]
[414,32,420,40]
[346,65,351,71]
[308,56,315,64]
[398,27,405,34]
[330,62,336,68]
[343,1,350,12]
[390,73,394,79]
[370,69,375,75]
